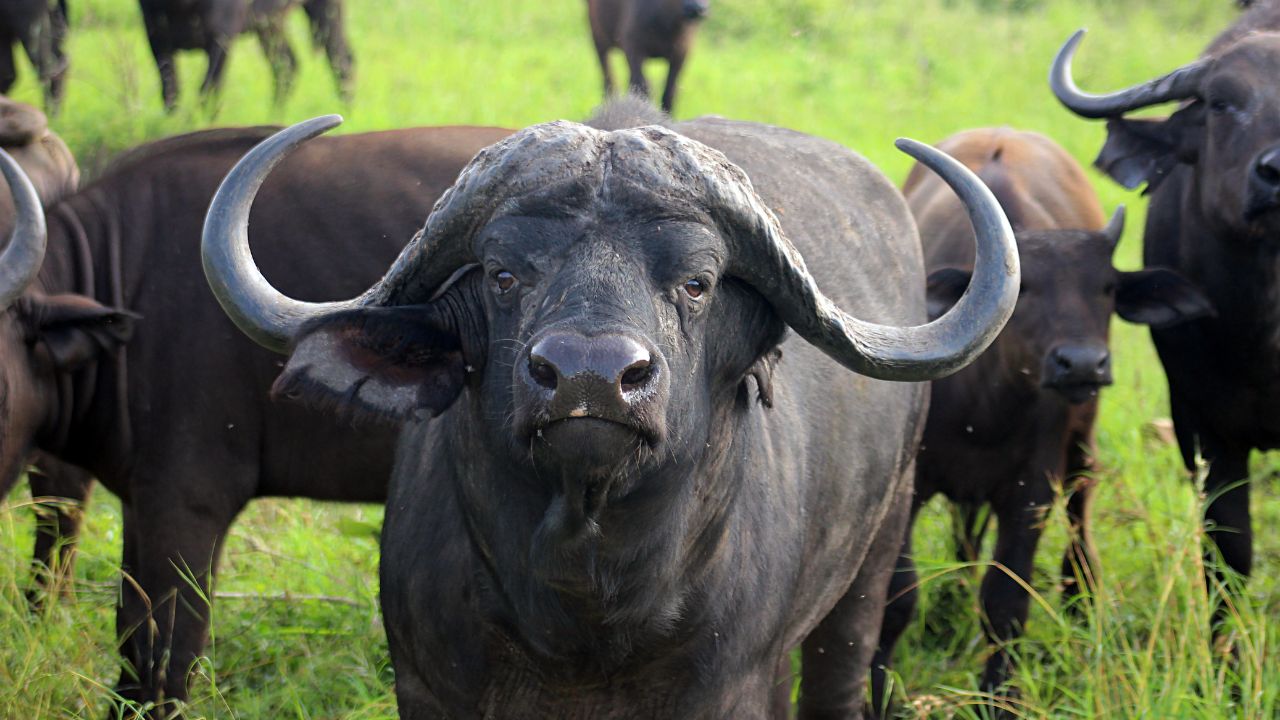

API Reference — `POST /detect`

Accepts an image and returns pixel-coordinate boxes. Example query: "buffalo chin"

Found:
[1046,382,1104,405]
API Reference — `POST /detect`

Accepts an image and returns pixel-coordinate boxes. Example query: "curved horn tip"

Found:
[1103,204,1126,243]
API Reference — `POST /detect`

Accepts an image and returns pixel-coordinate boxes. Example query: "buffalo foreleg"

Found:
[1200,439,1252,632]
[0,39,15,96]
[113,489,244,712]
[800,476,912,720]
[254,19,297,105]
[660,50,686,114]
[979,478,1052,695]
[303,0,355,103]
[868,522,919,719]
[26,454,94,605]
[1060,430,1098,613]
[624,48,650,101]
[199,39,233,113]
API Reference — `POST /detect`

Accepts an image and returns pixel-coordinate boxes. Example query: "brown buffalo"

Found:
[588,0,708,113]
[0,123,510,713]
[1051,18,1280,633]
[138,0,354,112]
[0,96,88,598]
[869,129,1210,710]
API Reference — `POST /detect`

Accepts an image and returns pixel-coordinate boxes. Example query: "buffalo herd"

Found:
[0,1,1276,718]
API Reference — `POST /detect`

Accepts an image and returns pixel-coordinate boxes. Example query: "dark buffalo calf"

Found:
[138,0,353,111]
[0,1,67,114]
[588,0,708,113]
[871,128,1211,712]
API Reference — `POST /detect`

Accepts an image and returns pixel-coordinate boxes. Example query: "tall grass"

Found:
[1,0,1276,717]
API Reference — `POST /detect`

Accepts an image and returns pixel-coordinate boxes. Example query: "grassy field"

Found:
[0,0,1276,717]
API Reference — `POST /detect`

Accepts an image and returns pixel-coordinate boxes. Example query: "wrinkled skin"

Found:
[0,95,85,599]
[1063,27,1280,632]
[210,104,1018,717]
[587,0,708,113]
[138,0,353,112]
[0,124,510,714]
[868,129,1212,715]
[0,0,67,114]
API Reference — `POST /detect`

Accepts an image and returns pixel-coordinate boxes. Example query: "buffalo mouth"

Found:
[1043,381,1108,405]
[535,416,652,468]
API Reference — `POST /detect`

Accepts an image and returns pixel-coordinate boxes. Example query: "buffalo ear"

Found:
[1096,103,1204,193]
[926,267,973,321]
[23,294,137,370]
[1115,268,1214,328]
[273,305,471,424]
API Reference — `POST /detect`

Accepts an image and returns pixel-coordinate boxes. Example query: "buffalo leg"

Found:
[979,485,1051,693]
[593,40,614,98]
[660,51,685,114]
[0,40,15,95]
[1060,431,1098,612]
[140,15,179,111]
[27,454,94,603]
[199,39,232,111]
[800,477,912,720]
[255,20,297,105]
[624,49,649,100]
[303,0,355,103]
[1200,440,1251,630]
[114,487,244,711]
[868,525,919,719]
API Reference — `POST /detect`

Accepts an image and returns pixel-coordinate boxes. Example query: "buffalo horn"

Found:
[1050,29,1209,119]
[726,138,1019,381]
[0,148,47,310]
[201,115,372,353]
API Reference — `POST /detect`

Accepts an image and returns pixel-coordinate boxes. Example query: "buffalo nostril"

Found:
[528,356,559,390]
[619,359,653,392]
[1257,163,1280,186]
[1055,353,1072,370]
[1096,356,1110,371]
[1256,149,1280,187]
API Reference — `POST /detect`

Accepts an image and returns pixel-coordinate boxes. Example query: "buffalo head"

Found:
[929,207,1212,403]
[1051,29,1280,241]
[202,116,1018,528]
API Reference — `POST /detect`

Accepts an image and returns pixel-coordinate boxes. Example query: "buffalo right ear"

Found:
[22,294,138,370]
[925,267,973,321]
[272,305,471,424]
[1096,103,1204,193]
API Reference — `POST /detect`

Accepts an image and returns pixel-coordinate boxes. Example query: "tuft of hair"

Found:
[584,95,672,131]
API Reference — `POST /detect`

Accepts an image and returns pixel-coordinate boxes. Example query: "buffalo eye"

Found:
[683,278,706,299]
[492,269,517,294]
[1208,98,1233,115]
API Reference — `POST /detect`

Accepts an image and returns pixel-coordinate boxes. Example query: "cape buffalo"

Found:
[0,95,90,596]
[0,0,67,114]
[202,103,1019,718]
[1051,25,1280,631]
[0,122,511,712]
[588,0,708,113]
[138,0,354,112]
[869,128,1211,709]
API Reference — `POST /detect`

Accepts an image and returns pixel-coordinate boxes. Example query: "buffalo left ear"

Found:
[1115,268,1214,328]
[23,294,138,370]
[1095,103,1204,193]
[926,267,973,321]
[273,304,472,424]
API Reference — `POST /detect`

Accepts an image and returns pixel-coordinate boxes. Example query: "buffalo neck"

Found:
[34,192,133,480]
[448,386,759,682]
[1163,173,1280,369]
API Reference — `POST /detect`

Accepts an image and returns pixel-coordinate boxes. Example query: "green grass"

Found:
[2,0,1277,717]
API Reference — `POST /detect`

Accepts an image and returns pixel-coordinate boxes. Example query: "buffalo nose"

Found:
[683,0,709,19]
[528,332,656,402]
[1044,344,1112,388]
[1253,147,1280,190]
